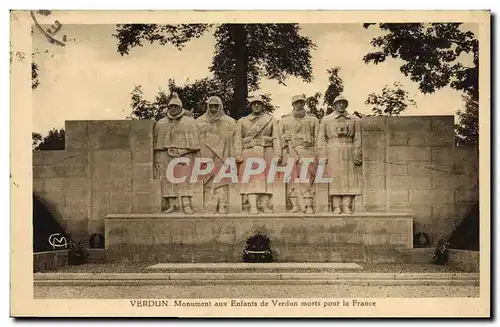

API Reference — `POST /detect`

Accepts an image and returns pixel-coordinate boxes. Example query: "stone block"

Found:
[388,146,430,163]
[409,190,454,204]
[65,164,87,177]
[448,249,479,273]
[362,146,385,163]
[110,191,132,204]
[131,147,153,165]
[109,133,131,149]
[88,121,109,149]
[43,178,64,193]
[363,191,386,206]
[107,121,131,135]
[91,177,112,192]
[361,117,386,131]
[64,218,90,240]
[93,166,110,181]
[110,201,133,214]
[454,146,479,162]
[106,149,132,165]
[132,178,153,193]
[431,146,455,165]
[389,176,431,190]
[62,207,90,221]
[65,121,88,150]
[130,133,153,149]
[387,162,407,176]
[110,178,132,193]
[431,116,455,146]
[92,151,112,167]
[387,116,431,131]
[432,176,456,190]
[33,179,44,194]
[88,219,105,235]
[91,190,110,209]
[131,119,154,135]
[456,175,479,191]
[132,192,153,208]
[407,132,431,146]
[432,204,455,220]
[132,164,153,179]
[41,192,66,208]
[363,160,386,176]
[42,151,69,165]
[33,165,56,179]
[388,131,409,146]
[63,177,89,191]
[387,190,409,203]
[131,206,161,214]
[454,157,479,175]
[33,151,43,166]
[364,176,385,191]
[407,161,454,177]
[109,164,131,179]
[428,162,455,176]
[455,190,479,204]
[65,190,90,207]
[363,131,386,148]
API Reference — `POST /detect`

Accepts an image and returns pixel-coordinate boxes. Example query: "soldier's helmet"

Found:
[333,95,349,107]
[248,95,265,105]
[292,94,306,104]
[168,92,183,108]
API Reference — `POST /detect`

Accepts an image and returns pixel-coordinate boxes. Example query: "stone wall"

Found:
[32,116,479,247]
[33,120,159,246]
[361,116,479,245]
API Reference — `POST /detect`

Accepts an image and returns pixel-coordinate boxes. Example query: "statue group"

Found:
[153,92,363,215]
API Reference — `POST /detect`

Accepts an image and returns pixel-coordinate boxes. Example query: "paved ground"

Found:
[48,262,463,273]
[34,284,479,299]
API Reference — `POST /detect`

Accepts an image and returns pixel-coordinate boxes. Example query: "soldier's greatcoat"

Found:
[279,111,320,197]
[317,106,362,196]
[234,112,281,195]
[196,102,237,189]
[154,109,201,197]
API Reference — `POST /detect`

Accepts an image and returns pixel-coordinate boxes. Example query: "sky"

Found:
[32,23,477,134]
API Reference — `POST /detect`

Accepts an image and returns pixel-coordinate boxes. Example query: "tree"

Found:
[306,67,345,120]
[323,66,344,111]
[305,91,324,120]
[32,60,39,89]
[128,78,277,121]
[455,94,479,145]
[113,24,315,119]
[363,23,478,143]
[32,128,65,150]
[32,132,42,148]
[365,82,417,116]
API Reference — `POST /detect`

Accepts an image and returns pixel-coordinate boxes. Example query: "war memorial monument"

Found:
[32,92,479,267]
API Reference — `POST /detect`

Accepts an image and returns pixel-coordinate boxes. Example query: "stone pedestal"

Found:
[105,212,413,263]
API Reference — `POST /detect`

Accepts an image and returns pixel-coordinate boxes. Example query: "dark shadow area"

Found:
[447,203,479,251]
[33,193,69,253]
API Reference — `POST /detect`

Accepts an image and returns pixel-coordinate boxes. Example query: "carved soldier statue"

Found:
[153,92,201,214]
[318,95,362,214]
[195,96,237,214]
[279,94,320,214]
[234,95,282,215]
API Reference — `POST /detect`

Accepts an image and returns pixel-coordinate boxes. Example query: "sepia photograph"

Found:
[10,9,490,317]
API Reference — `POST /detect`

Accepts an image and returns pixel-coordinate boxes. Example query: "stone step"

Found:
[147,262,363,272]
[33,272,479,286]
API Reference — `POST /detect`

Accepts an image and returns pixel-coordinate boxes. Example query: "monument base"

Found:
[104,212,413,263]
